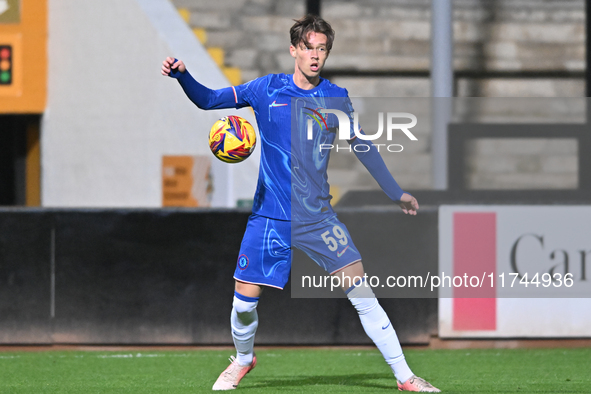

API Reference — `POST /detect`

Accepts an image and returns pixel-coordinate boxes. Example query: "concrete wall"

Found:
[44,1,583,206]
[43,0,259,207]
[174,0,585,97]
[173,0,583,195]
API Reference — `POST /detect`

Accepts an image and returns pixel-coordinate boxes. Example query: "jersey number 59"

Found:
[321,226,348,252]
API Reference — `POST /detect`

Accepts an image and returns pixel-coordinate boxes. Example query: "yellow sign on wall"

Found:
[0,0,21,24]
[0,0,46,112]
[162,156,213,207]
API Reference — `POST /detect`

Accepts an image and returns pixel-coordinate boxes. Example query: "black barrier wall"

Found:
[0,208,437,345]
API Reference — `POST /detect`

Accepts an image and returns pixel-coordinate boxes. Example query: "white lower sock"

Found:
[347,281,414,383]
[231,292,259,366]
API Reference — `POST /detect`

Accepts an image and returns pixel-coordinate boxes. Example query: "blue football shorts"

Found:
[234,213,362,289]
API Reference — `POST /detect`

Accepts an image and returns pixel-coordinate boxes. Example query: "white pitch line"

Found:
[50,227,56,319]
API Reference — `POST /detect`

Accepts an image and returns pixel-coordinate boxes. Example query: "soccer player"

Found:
[162,15,440,393]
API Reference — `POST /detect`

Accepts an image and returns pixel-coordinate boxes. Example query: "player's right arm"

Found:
[349,137,419,215]
[161,57,244,110]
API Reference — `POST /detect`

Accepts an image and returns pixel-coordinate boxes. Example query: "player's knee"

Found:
[346,279,375,298]
[347,281,378,315]
[233,294,258,315]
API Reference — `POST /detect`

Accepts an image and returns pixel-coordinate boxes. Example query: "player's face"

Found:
[290,32,329,81]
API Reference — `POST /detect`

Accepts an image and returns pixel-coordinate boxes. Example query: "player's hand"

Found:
[161,57,186,76]
[399,193,418,215]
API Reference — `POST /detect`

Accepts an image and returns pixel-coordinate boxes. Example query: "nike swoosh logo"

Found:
[270,100,288,107]
[382,322,391,330]
[336,245,350,257]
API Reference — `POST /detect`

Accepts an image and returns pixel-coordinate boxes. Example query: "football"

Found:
[208,115,257,163]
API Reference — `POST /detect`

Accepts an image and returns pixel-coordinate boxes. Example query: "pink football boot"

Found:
[212,355,257,391]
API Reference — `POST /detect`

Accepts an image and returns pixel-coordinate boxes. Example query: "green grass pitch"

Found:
[1,347,589,393]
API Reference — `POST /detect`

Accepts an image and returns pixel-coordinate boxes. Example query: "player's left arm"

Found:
[349,137,419,215]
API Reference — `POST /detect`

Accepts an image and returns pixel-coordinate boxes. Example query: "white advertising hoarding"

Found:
[439,205,591,338]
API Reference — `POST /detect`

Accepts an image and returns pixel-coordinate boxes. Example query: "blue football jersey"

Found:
[232,74,354,222]
[175,67,405,223]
